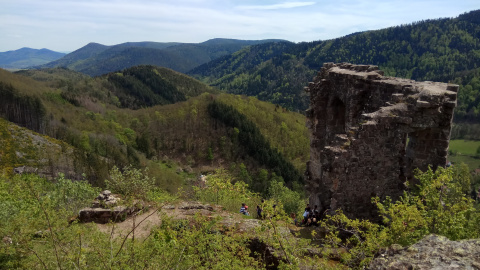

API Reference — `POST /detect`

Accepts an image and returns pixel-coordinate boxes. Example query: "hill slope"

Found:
[0,48,65,69]
[1,67,307,191]
[189,10,480,120]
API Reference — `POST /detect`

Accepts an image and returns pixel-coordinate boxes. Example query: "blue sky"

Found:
[1,0,479,52]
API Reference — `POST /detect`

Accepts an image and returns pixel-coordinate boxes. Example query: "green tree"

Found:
[207,147,214,162]
[268,180,305,217]
[105,165,155,198]
[322,165,480,268]
[374,165,479,243]
[238,163,252,186]
[193,169,260,213]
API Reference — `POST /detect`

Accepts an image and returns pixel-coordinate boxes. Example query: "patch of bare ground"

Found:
[95,201,260,239]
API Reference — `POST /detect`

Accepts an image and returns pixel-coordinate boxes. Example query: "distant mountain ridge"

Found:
[38,38,287,76]
[0,48,65,69]
[189,9,480,118]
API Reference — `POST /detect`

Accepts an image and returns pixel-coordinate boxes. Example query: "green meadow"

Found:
[448,140,480,170]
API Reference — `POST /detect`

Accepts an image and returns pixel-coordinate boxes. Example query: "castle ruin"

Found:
[305,63,458,219]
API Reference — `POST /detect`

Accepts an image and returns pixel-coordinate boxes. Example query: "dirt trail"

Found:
[96,208,162,238]
[95,202,253,239]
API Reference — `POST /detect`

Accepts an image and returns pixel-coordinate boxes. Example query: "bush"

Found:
[268,180,306,218]
[320,165,480,268]
[193,169,261,215]
[105,165,155,198]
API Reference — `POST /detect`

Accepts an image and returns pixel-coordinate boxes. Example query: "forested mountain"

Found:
[0,47,65,69]
[0,67,307,192]
[38,39,285,76]
[189,10,480,121]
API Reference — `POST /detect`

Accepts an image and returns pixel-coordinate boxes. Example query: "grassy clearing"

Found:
[448,139,480,170]
[449,140,480,155]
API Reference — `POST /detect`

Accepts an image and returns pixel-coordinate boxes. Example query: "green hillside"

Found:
[39,39,286,76]
[0,67,307,192]
[189,10,480,119]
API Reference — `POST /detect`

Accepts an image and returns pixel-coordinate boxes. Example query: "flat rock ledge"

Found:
[369,234,480,270]
[78,190,142,224]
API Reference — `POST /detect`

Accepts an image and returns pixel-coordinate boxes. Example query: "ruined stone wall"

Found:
[305,63,457,220]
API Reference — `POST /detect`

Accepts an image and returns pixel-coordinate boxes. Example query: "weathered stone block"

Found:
[305,63,456,220]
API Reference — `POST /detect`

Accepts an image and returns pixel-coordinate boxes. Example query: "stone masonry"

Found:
[305,63,457,220]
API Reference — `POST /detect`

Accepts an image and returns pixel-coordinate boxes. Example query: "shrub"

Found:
[322,165,480,268]
[193,169,261,215]
[268,180,306,218]
[105,165,155,198]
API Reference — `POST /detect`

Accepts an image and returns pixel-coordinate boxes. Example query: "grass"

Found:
[448,139,480,170]
[449,140,480,156]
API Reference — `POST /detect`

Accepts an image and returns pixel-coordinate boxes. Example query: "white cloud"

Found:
[0,0,479,51]
[237,2,316,10]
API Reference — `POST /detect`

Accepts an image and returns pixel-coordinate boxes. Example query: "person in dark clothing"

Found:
[256,205,263,219]
[302,204,311,225]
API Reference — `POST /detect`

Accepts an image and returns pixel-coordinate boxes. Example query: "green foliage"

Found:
[1,67,307,188]
[146,160,186,194]
[2,166,478,269]
[321,165,480,268]
[375,165,478,242]
[0,173,100,269]
[207,100,303,188]
[106,66,187,109]
[449,139,480,156]
[216,94,309,172]
[0,81,46,133]
[268,180,306,218]
[51,173,101,213]
[207,147,214,161]
[193,169,261,214]
[190,41,311,111]
[238,162,252,186]
[0,173,267,269]
[191,10,480,126]
[105,165,155,198]
[145,215,262,269]
[320,211,385,268]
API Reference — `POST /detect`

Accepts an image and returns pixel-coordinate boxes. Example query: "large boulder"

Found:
[369,234,480,269]
[78,190,142,223]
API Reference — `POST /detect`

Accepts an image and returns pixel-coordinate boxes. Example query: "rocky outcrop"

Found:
[369,234,480,269]
[305,63,457,220]
[0,117,94,180]
[78,190,142,223]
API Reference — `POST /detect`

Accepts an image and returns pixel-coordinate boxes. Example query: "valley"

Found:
[1,8,480,270]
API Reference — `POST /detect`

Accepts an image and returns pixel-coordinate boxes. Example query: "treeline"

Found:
[189,42,313,111]
[453,68,480,123]
[0,82,46,133]
[2,66,308,190]
[190,10,480,121]
[107,66,186,109]
[207,100,303,188]
[39,39,280,76]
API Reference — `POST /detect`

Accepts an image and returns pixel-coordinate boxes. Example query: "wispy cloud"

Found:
[1,0,478,51]
[236,2,315,10]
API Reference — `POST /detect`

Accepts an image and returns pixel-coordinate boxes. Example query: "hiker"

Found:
[302,204,311,225]
[290,212,298,226]
[256,205,263,219]
[240,203,247,215]
[244,205,250,216]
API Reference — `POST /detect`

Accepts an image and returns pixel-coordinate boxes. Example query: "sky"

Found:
[1,0,479,52]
